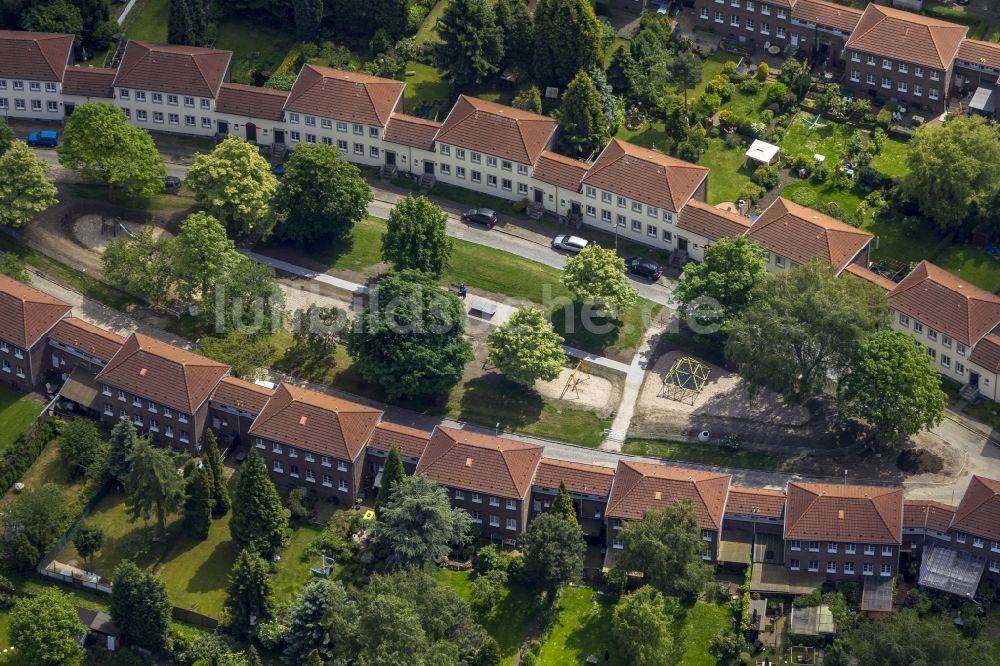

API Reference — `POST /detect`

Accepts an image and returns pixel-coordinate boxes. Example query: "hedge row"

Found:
[0,416,60,497]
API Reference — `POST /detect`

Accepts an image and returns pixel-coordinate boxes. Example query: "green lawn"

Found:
[674,601,731,666]
[780,180,863,218]
[271,523,327,607]
[538,586,619,664]
[870,135,909,179]
[122,0,169,42]
[623,439,788,472]
[780,112,854,162]
[0,387,40,455]
[0,437,86,507]
[158,510,239,620]
[699,138,753,205]
[935,246,1000,293]
[436,569,535,666]
[71,183,197,211]
[213,20,299,84]
[404,63,452,118]
[414,0,449,46]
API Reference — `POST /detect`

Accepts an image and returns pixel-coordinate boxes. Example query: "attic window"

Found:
[654,491,662,500]
[139,368,147,377]
[465,457,473,467]
[299,416,307,426]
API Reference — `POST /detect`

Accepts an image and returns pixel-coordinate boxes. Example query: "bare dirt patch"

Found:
[534,366,617,413]
[896,445,945,475]
[73,214,174,252]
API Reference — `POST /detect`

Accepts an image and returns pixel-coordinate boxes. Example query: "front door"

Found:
[424,161,434,175]
[245,122,257,143]
[534,188,544,203]
[386,151,396,166]
[274,129,285,143]
[677,237,689,251]
[217,121,229,135]
[791,34,799,48]
[571,202,581,216]
[64,103,75,117]
[971,372,980,389]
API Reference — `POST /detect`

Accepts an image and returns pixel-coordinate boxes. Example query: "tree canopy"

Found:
[611,585,675,666]
[225,548,274,639]
[616,501,713,600]
[186,136,278,238]
[839,329,946,447]
[494,0,533,76]
[230,449,288,557]
[380,195,453,277]
[0,117,14,155]
[902,115,1000,233]
[487,307,567,385]
[847,610,995,666]
[374,446,407,515]
[58,102,166,200]
[0,140,57,227]
[101,227,176,310]
[203,429,230,516]
[72,522,104,572]
[348,269,473,400]
[520,512,585,590]
[551,481,577,524]
[106,418,141,480]
[58,417,107,479]
[3,482,76,572]
[183,464,212,540]
[373,474,473,568]
[10,587,86,666]
[561,244,638,319]
[123,438,186,533]
[676,235,767,335]
[435,0,504,86]
[559,70,609,159]
[533,0,603,89]
[111,560,172,652]
[173,212,237,301]
[725,260,889,402]
[274,143,373,244]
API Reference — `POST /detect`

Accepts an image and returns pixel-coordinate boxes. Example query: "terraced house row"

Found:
[692,1,1000,116]
[2,272,999,608]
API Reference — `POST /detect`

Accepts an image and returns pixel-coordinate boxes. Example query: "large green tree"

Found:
[533,0,602,89]
[230,449,288,557]
[168,0,194,45]
[848,610,995,666]
[106,418,141,480]
[902,115,1000,233]
[203,428,230,516]
[381,195,453,277]
[58,103,166,200]
[561,244,638,319]
[186,136,278,238]
[551,481,577,524]
[520,512,585,591]
[20,0,83,43]
[374,446,406,515]
[72,522,104,571]
[0,140,57,227]
[725,260,889,402]
[58,418,107,479]
[0,117,14,155]
[494,0,533,76]
[487,307,567,385]
[200,253,284,337]
[435,0,504,86]
[668,50,703,116]
[10,587,86,666]
[559,70,609,159]
[183,465,212,540]
[283,579,354,664]
[173,212,237,302]
[101,227,176,310]
[110,560,172,652]
[123,439,185,533]
[839,330,946,447]
[348,269,473,400]
[293,0,324,41]
[225,548,274,639]
[275,143,372,244]
[616,501,712,600]
[373,475,473,568]
[611,586,675,666]
[373,0,408,39]
[0,252,28,283]
[676,235,767,335]
[3,482,75,571]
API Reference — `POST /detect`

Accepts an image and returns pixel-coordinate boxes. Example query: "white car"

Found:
[551,234,589,254]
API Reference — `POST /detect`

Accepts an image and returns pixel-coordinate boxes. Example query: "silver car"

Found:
[551,234,589,254]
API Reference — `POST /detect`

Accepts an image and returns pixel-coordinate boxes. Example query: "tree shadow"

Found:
[456,375,545,431]
[185,540,239,595]
[550,303,622,356]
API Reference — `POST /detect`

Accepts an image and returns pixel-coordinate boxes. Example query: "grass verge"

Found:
[537,586,618,664]
[623,438,787,472]
[271,523,327,608]
[0,387,41,455]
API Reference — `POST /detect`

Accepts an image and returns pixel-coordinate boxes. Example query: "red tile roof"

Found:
[726,486,786,519]
[113,41,232,98]
[48,317,124,363]
[956,39,1000,71]
[62,67,116,98]
[843,263,897,292]
[209,376,273,416]
[0,30,73,82]
[581,139,708,213]
[533,150,589,191]
[0,273,71,349]
[285,64,404,127]
[902,499,956,534]
[791,0,863,35]
[533,458,615,498]
[888,260,1000,347]
[677,199,751,242]
[216,83,288,121]
[951,475,1000,542]
[249,382,382,461]
[746,197,872,273]
[970,334,1000,374]
[415,426,544,499]
[383,113,442,151]
[435,95,558,166]
[96,333,229,414]
[367,421,432,460]
[845,4,967,70]
[606,460,731,530]
[784,482,903,544]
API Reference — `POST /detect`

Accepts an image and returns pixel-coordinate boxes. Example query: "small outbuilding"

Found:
[76,607,120,652]
[744,140,780,167]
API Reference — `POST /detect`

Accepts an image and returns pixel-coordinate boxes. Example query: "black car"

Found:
[625,257,663,281]
[163,176,182,193]
[462,208,498,228]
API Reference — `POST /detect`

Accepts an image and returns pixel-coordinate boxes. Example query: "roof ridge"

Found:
[606,462,644,516]
[784,483,820,535]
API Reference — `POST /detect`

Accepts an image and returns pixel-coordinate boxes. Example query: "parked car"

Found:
[551,234,589,253]
[271,164,285,178]
[163,176,182,193]
[27,130,59,147]
[625,257,663,281]
[461,208,498,228]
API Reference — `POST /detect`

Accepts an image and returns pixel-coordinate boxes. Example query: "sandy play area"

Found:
[534,365,619,416]
[73,215,173,252]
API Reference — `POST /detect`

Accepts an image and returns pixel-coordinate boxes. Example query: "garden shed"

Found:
[744,140,780,167]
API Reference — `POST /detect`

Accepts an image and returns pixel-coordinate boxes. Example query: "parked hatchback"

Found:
[462,208,498,228]
[625,257,663,281]
[551,234,589,254]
